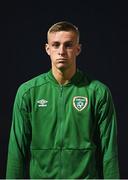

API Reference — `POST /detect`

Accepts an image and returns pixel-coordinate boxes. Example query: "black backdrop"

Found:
[0,1,128,178]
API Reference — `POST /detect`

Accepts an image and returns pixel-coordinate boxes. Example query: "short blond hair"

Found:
[47,21,80,43]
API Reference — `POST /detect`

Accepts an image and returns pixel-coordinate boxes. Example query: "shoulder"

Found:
[81,70,109,90]
[89,79,113,104]
[90,80,110,93]
[80,70,112,97]
[16,72,49,98]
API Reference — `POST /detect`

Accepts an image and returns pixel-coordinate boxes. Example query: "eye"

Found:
[65,42,74,48]
[52,42,60,49]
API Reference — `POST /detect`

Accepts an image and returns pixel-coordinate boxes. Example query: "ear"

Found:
[45,43,50,56]
[76,44,82,56]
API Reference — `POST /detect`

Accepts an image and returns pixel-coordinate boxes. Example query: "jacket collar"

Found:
[47,69,89,86]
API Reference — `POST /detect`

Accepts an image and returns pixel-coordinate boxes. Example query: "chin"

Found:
[57,64,67,70]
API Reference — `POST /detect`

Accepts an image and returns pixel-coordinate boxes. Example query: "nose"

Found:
[58,45,66,56]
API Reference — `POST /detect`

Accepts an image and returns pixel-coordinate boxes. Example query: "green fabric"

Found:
[6,69,120,179]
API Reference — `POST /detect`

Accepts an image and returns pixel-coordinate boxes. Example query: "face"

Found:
[45,31,81,72]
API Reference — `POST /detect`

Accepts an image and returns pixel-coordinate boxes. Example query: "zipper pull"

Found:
[60,85,63,96]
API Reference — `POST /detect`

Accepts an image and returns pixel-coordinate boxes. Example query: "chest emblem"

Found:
[73,96,88,111]
[37,99,48,107]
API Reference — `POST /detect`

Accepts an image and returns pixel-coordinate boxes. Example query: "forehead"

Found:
[48,31,77,43]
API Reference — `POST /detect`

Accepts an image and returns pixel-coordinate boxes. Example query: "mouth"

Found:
[57,58,67,62]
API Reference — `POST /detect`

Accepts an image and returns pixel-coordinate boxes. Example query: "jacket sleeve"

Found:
[6,87,31,179]
[96,85,120,179]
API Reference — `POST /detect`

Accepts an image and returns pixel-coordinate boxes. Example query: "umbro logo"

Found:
[37,99,48,107]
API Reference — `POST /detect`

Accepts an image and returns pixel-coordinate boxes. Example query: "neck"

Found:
[52,67,76,85]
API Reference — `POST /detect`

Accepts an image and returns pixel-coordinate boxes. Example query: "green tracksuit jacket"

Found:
[6,69,119,179]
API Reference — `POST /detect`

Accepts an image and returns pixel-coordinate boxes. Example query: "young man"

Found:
[6,21,120,179]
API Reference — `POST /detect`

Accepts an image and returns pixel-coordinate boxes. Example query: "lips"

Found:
[57,58,67,62]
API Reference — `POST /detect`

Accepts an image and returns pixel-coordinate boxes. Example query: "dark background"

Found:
[0,1,128,178]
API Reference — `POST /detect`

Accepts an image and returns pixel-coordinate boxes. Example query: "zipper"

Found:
[60,85,64,147]
[58,85,65,178]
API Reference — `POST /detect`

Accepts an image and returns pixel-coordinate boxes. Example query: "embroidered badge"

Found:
[73,96,88,111]
[37,99,48,107]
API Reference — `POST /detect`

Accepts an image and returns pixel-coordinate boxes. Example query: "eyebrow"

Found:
[51,40,74,44]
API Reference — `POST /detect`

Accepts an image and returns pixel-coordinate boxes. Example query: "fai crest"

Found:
[73,96,88,111]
